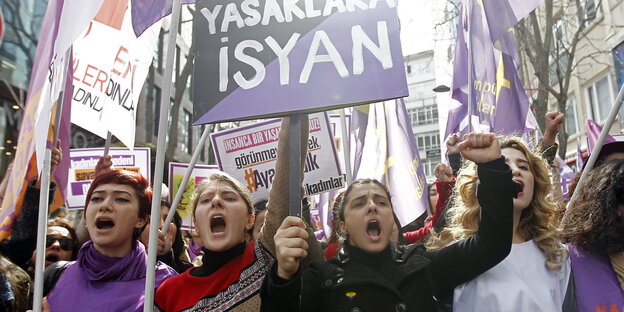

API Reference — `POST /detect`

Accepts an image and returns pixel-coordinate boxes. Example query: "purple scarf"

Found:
[568,244,624,312]
[188,240,203,261]
[47,240,177,311]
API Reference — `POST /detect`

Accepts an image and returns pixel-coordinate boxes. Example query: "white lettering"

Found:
[233,40,266,89]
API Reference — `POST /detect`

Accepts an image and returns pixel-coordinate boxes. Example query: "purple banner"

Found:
[350,99,429,226]
[445,0,536,140]
[130,0,195,36]
[193,0,407,124]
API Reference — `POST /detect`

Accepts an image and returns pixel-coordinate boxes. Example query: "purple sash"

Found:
[568,244,624,312]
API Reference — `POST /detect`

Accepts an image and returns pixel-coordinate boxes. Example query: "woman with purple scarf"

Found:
[561,159,624,312]
[44,170,177,311]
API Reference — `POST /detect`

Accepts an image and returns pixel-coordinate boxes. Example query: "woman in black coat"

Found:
[261,133,519,312]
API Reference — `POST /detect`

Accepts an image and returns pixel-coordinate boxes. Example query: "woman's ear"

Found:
[245,215,254,231]
[193,217,199,234]
[135,215,148,229]
[339,220,347,236]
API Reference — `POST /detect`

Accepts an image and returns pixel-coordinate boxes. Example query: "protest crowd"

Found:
[2,0,624,312]
[0,109,623,312]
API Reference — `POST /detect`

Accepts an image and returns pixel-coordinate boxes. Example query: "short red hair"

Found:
[84,170,152,220]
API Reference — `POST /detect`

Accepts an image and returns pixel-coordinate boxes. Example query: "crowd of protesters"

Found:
[0,111,623,312]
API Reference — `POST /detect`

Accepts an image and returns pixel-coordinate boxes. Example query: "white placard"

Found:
[66,147,151,209]
[211,112,345,201]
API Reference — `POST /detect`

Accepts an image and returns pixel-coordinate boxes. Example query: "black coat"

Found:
[261,157,518,312]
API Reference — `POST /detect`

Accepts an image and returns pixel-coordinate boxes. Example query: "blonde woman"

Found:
[426,136,574,311]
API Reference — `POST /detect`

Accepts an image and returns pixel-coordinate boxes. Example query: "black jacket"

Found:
[261,157,518,312]
[0,184,55,270]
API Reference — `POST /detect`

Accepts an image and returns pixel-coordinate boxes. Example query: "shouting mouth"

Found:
[514,179,525,196]
[211,215,226,236]
[95,216,115,232]
[366,219,381,242]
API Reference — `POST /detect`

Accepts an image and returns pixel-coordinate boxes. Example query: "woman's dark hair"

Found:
[247,200,268,237]
[47,218,79,260]
[85,170,152,239]
[561,159,624,254]
[0,256,31,312]
[337,178,392,222]
[163,201,186,261]
[336,179,405,245]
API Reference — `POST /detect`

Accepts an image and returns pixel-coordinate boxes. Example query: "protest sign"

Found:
[211,112,344,200]
[168,163,220,230]
[193,0,408,124]
[71,1,161,148]
[65,147,151,209]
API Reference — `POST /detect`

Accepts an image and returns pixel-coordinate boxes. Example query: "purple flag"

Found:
[556,155,576,201]
[575,138,584,171]
[445,0,537,141]
[586,119,616,152]
[350,99,429,226]
[0,0,74,239]
[481,0,543,44]
[130,0,195,37]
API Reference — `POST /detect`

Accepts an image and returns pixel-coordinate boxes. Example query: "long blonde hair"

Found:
[426,137,567,270]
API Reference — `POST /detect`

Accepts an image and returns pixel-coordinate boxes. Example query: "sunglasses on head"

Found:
[46,235,74,251]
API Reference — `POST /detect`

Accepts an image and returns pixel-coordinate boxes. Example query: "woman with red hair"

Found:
[45,170,177,311]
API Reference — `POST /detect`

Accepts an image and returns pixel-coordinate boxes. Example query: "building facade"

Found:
[403,51,442,182]
[519,0,624,164]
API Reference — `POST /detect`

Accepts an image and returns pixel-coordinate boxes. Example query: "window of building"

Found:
[416,132,440,153]
[565,96,579,136]
[407,65,412,74]
[196,125,205,162]
[152,86,161,136]
[552,19,567,52]
[408,105,439,127]
[421,156,442,179]
[587,75,614,122]
[579,0,599,27]
[172,46,180,84]
[180,109,192,154]
[153,31,163,73]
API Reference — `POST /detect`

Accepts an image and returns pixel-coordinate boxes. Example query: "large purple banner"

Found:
[192,0,408,124]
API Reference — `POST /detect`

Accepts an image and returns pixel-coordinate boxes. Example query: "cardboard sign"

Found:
[168,163,221,230]
[193,0,408,124]
[211,112,344,200]
[66,147,151,209]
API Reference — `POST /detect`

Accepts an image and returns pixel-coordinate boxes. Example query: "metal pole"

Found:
[144,0,181,310]
[288,115,302,217]
[466,0,474,133]
[339,109,352,185]
[103,131,112,157]
[567,83,624,208]
[162,125,212,233]
[32,48,70,311]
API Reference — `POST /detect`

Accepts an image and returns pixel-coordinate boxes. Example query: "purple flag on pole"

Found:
[481,0,543,44]
[0,0,74,239]
[130,0,195,37]
[556,155,576,201]
[586,119,616,152]
[575,138,584,171]
[351,99,428,226]
[445,0,539,141]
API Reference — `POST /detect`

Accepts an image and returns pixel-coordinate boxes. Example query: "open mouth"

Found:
[211,215,226,234]
[96,217,115,230]
[366,220,381,239]
[46,254,59,263]
[514,179,525,195]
